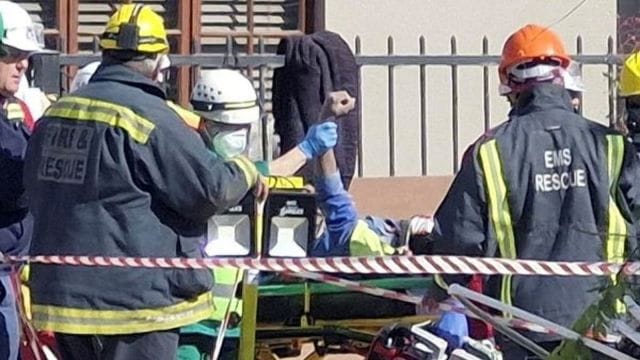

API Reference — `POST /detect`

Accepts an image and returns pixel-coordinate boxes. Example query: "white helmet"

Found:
[561,60,585,93]
[499,60,585,96]
[0,1,47,53]
[70,61,101,92]
[156,54,171,83]
[190,69,259,125]
[499,62,565,96]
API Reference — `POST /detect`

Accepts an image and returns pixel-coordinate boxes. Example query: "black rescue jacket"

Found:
[24,64,259,335]
[431,83,640,341]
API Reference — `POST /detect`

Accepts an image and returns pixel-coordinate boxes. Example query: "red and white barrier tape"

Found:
[6,254,640,277]
[6,253,622,337]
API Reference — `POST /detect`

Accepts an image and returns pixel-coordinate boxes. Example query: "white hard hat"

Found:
[155,54,171,83]
[499,62,566,96]
[0,1,47,53]
[70,61,101,92]
[561,60,585,93]
[190,69,259,125]
[158,54,171,71]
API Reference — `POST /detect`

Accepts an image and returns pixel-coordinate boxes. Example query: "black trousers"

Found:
[56,329,179,360]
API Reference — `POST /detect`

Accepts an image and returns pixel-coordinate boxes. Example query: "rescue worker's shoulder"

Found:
[129,98,199,143]
[582,114,626,137]
[41,91,160,145]
[459,124,503,161]
[165,101,201,130]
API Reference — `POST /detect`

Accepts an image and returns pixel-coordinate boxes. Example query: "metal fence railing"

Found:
[30,35,624,177]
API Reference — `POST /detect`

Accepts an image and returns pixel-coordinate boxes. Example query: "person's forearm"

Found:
[318,148,338,177]
[269,146,308,176]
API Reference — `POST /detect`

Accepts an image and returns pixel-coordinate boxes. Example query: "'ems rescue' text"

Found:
[535,148,587,192]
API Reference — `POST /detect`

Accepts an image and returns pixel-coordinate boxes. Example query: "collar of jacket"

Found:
[509,83,573,117]
[91,63,167,100]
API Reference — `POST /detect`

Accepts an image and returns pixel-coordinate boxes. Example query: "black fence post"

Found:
[355,36,363,177]
[576,35,584,116]
[482,36,490,132]
[258,36,270,162]
[451,36,459,173]
[607,36,615,127]
[387,36,395,176]
[419,35,427,176]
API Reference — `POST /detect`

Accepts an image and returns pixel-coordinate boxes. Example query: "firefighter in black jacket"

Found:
[422,24,640,358]
[23,4,266,360]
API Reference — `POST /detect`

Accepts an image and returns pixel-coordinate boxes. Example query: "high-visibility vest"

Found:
[478,137,627,316]
[5,98,34,130]
[211,268,243,322]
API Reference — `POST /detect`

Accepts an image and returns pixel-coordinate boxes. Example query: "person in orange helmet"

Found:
[413,24,640,359]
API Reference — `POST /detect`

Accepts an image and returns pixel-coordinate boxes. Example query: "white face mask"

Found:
[212,129,248,159]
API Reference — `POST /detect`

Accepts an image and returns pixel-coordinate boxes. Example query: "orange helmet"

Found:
[499,24,571,81]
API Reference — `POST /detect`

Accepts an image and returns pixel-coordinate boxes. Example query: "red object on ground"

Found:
[467,275,495,340]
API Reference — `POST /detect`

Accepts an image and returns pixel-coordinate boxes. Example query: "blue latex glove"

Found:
[430,304,469,352]
[298,121,338,159]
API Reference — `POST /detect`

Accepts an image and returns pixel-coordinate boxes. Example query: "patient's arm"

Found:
[269,146,307,176]
[309,148,357,256]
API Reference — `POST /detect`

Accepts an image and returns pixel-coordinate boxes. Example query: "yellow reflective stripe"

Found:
[479,140,516,316]
[6,103,24,121]
[434,274,448,290]
[212,297,242,321]
[212,268,243,320]
[606,135,627,314]
[32,292,214,335]
[166,100,201,130]
[45,96,155,144]
[32,292,213,320]
[32,306,212,335]
[229,155,258,188]
[225,100,258,110]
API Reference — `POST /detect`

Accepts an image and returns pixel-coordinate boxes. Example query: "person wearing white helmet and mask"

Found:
[189,68,334,175]
[180,69,339,360]
[0,1,50,359]
[178,69,433,360]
